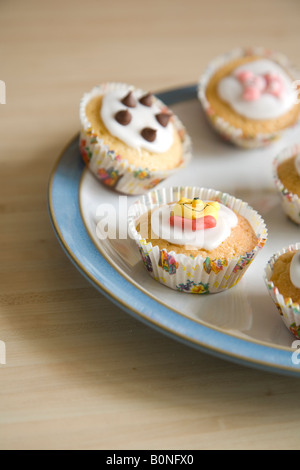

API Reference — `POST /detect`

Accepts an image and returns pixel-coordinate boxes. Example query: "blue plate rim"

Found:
[48,84,300,377]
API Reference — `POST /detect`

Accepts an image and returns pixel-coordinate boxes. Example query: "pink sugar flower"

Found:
[235,69,285,101]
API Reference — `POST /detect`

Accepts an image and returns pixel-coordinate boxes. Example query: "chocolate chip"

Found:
[155,112,172,127]
[141,127,157,142]
[121,91,137,108]
[139,93,153,107]
[115,109,132,126]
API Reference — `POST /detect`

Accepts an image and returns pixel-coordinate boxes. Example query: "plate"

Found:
[48,85,300,377]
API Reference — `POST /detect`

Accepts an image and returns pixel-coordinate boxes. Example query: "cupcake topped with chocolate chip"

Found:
[79,83,191,194]
[100,88,174,154]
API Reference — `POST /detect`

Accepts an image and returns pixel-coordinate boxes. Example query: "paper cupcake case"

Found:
[79,82,192,195]
[128,187,268,294]
[198,47,300,149]
[264,243,300,339]
[273,143,300,225]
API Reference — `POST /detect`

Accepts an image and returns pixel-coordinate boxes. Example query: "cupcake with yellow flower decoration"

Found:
[80,82,192,195]
[128,186,268,294]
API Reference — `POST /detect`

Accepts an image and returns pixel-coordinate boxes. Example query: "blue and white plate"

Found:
[48,85,300,377]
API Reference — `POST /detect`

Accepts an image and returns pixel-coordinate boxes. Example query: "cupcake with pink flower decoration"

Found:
[198,47,300,148]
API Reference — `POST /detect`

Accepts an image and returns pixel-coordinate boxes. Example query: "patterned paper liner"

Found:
[273,143,300,224]
[79,82,192,195]
[128,186,268,294]
[198,47,300,149]
[264,243,300,339]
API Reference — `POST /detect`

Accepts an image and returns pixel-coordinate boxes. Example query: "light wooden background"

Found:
[1,0,300,450]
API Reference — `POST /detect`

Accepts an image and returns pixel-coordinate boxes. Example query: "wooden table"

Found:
[1,0,300,450]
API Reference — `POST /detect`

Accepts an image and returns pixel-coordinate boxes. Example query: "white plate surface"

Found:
[80,97,300,349]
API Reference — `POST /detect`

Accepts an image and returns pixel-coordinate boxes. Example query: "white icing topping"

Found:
[150,203,238,250]
[100,86,174,153]
[217,59,297,120]
[290,251,300,289]
[294,154,300,177]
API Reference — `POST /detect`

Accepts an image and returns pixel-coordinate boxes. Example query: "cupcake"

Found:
[128,186,267,294]
[198,47,300,148]
[264,244,300,339]
[79,83,192,195]
[273,143,300,224]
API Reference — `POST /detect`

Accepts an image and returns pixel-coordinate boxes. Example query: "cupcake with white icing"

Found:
[80,83,191,194]
[128,186,267,294]
[198,47,300,148]
[273,143,300,224]
[264,244,300,339]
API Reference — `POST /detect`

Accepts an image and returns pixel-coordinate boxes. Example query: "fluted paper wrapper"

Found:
[128,187,268,294]
[264,243,300,339]
[198,47,300,149]
[79,82,192,195]
[273,143,300,224]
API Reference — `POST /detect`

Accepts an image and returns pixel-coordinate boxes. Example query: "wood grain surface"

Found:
[1,0,300,450]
